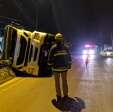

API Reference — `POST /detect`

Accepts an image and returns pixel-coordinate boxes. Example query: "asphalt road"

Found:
[0,55,113,112]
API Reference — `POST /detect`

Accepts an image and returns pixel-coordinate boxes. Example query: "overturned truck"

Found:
[1,25,55,77]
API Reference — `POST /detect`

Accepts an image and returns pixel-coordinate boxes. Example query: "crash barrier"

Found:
[2,25,55,77]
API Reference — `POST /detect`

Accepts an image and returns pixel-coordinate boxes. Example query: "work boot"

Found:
[63,95,69,101]
[56,95,62,102]
[52,96,63,110]
[52,95,62,105]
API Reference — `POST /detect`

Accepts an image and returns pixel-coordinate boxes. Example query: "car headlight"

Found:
[83,49,95,55]
[83,50,88,54]
[89,49,95,54]
[106,52,111,56]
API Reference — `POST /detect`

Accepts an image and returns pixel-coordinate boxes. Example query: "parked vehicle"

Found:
[100,50,113,57]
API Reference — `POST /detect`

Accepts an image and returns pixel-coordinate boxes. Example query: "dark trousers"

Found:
[53,71,68,97]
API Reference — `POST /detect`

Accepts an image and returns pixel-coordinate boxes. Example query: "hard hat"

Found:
[55,33,63,40]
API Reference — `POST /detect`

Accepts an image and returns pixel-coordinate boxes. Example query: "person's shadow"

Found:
[52,97,85,112]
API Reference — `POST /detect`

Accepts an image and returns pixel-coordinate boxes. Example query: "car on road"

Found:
[100,50,113,57]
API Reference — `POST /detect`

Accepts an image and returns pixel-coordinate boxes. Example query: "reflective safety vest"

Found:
[48,43,72,72]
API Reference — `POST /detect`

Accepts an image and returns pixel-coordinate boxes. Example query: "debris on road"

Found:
[0,60,15,84]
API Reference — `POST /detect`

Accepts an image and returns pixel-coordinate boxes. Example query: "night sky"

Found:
[1,0,113,46]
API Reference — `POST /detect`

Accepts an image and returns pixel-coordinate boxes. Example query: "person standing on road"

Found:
[48,33,72,104]
[85,54,89,68]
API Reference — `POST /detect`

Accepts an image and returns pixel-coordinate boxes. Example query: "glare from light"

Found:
[105,58,113,65]
[89,54,95,59]
[89,49,95,54]
[85,44,91,48]
[106,52,111,56]
[83,50,88,54]
[83,49,95,55]
[82,54,87,60]
[82,54,95,60]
